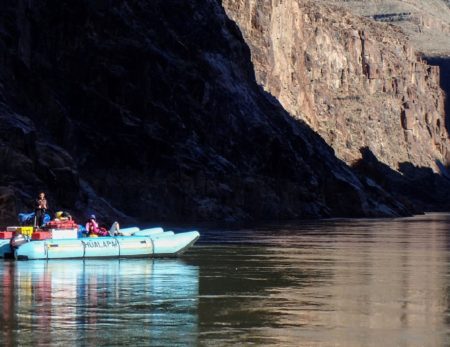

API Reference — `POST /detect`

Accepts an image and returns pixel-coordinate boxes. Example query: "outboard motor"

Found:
[10,233,28,250]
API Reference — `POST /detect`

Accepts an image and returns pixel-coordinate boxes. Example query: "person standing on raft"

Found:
[35,192,48,227]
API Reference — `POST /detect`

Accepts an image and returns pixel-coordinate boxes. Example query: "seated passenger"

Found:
[109,221,120,236]
[85,215,108,237]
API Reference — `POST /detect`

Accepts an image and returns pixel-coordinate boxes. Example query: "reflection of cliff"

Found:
[281,218,449,345]
[321,218,449,345]
[195,218,450,345]
[0,260,199,346]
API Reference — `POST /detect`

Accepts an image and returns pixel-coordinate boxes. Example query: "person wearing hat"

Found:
[86,215,99,236]
[85,215,108,237]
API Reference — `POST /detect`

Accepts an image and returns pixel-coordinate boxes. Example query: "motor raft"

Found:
[0,227,200,260]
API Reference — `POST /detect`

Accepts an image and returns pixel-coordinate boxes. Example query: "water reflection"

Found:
[2,214,450,346]
[193,214,450,346]
[0,259,199,346]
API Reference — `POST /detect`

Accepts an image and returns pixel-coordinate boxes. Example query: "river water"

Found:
[1,213,450,346]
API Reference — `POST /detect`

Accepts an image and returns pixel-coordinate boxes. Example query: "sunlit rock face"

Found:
[222,0,450,171]
[0,0,419,224]
[313,0,450,162]
[316,0,450,56]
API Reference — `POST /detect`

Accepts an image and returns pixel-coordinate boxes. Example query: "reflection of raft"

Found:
[0,227,200,260]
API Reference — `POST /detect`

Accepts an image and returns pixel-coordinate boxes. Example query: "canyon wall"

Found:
[317,0,450,56]
[315,0,450,159]
[222,0,450,171]
[0,0,449,225]
[0,0,415,224]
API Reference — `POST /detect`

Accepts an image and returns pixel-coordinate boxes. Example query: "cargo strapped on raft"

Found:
[44,219,78,230]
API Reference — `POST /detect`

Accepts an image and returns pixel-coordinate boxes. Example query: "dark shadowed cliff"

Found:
[0,0,446,225]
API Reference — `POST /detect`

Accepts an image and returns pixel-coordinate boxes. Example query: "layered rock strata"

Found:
[317,0,450,56]
[312,0,450,152]
[222,0,450,171]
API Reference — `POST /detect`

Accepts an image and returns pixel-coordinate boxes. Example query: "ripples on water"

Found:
[2,213,450,346]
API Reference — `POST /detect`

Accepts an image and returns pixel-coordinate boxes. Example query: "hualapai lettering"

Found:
[85,240,119,248]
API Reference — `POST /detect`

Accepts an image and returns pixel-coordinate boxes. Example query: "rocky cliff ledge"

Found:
[222,0,450,172]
